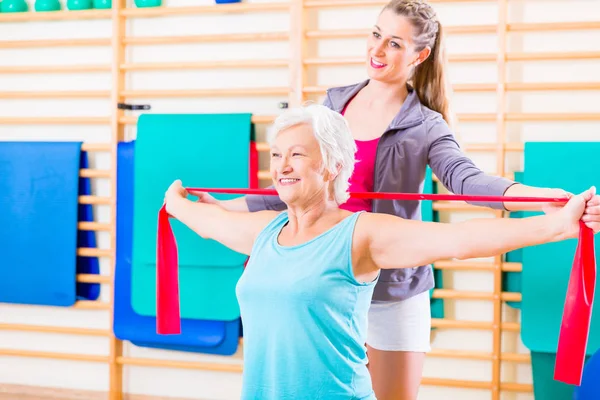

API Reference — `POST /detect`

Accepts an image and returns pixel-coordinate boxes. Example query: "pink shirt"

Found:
[339,103,380,212]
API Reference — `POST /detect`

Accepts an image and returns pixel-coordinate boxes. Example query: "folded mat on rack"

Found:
[423,167,444,320]
[114,141,239,355]
[131,113,252,321]
[521,142,600,396]
[503,171,524,310]
[0,141,99,306]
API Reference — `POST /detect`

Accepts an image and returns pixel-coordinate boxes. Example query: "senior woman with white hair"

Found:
[164,104,594,400]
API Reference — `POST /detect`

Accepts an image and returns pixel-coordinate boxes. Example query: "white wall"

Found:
[0,0,599,399]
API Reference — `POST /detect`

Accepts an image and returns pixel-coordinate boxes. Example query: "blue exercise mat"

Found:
[113,141,239,355]
[0,141,99,307]
[574,347,600,400]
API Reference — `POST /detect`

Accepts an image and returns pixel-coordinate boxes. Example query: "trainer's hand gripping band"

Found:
[156,188,595,386]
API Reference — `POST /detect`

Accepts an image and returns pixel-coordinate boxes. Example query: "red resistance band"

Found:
[156,188,595,386]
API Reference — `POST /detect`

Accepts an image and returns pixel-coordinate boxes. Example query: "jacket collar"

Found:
[325,79,425,130]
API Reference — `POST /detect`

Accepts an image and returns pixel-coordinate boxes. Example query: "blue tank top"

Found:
[235,210,378,400]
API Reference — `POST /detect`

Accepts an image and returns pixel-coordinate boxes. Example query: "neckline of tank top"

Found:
[273,211,364,251]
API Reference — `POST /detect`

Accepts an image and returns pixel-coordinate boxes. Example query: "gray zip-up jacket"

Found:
[245,80,516,302]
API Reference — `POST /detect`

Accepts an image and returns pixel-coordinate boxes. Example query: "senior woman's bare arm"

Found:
[167,196,279,256]
[356,211,564,271]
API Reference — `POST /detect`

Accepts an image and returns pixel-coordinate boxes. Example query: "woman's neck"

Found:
[362,79,409,108]
[285,198,342,234]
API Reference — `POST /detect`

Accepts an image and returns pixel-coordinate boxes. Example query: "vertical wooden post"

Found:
[288,0,306,107]
[109,0,126,399]
[492,0,508,399]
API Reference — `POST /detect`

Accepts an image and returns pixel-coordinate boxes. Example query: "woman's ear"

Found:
[323,164,341,183]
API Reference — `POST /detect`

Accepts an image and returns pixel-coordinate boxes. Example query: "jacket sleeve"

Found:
[426,117,517,210]
[245,185,288,212]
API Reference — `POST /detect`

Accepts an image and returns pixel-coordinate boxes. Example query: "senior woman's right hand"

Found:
[188,190,220,206]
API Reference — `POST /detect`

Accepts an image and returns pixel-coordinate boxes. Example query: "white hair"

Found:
[267,103,357,205]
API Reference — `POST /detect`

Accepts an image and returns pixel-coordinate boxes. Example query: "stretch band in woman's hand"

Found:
[156,188,594,386]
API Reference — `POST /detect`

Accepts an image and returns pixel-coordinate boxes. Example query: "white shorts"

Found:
[366,290,432,353]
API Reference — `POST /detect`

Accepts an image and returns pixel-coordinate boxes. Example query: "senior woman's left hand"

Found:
[542,188,600,234]
[164,179,188,215]
[581,193,600,233]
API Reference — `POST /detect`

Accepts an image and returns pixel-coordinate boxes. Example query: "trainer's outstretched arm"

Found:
[165,181,279,255]
[361,188,593,271]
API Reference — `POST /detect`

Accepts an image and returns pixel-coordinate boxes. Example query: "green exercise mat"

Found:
[521,141,600,355]
[423,167,444,320]
[131,113,253,321]
[504,171,524,309]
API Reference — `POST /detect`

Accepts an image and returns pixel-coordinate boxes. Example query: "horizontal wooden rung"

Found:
[77,247,112,257]
[432,289,521,302]
[117,356,243,372]
[258,170,271,180]
[510,21,600,32]
[502,292,522,302]
[434,260,522,272]
[0,9,111,22]
[78,222,112,232]
[124,32,289,46]
[73,300,110,310]
[0,65,111,74]
[0,38,110,49]
[507,113,600,121]
[501,382,533,392]
[120,2,289,17]
[428,349,528,363]
[119,115,275,125]
[121,59,288,71]
[0,323,109,337]
[431,318,520,332]
[121,87,289,98]
[77,274,111,284]
[0,348,109,363]
[508,51,600,61]
[429,348,492,361]
[501,352,530,363]
[502,262,522,272]
[0,117,110,125]
[0,91,110,99]
[81,143,111,152]
[80,168,111,178]
[421,377,491,390]
[79,195,111,205]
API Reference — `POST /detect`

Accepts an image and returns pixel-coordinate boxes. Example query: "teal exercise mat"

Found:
[131,113,252,321]
[521,141,600,355]
[504,171,524,309]
[531,351,590,400]
[423,167,444,320]
[0,141,99,306]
